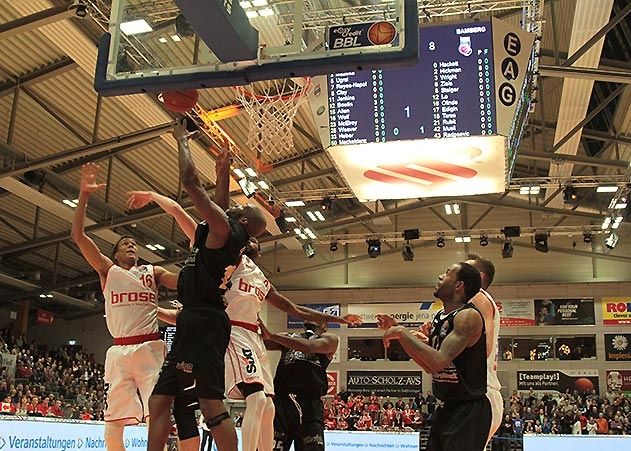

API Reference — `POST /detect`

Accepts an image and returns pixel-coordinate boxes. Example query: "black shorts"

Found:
[428,398,492,451]
[274,393,324,451]
[153,308,231,400]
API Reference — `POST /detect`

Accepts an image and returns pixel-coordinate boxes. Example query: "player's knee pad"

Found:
[104,422,124,446]
[205,411,230,429]
[173,404,198,441]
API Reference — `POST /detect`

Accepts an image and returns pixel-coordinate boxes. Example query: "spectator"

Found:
[586,418,597,435]
[512,414,524,437]
[426,392,436,415]
[572,415,582,435]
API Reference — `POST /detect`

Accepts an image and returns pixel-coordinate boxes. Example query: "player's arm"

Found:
[266,286,362,325]
[157,307,178,325]
[71,163,113,278]
[153,266,178,290]
[174,120,230,248]
[213,141,231,211]
[383,309,482,374]
[271,332,338,355]
[127,191,197,243]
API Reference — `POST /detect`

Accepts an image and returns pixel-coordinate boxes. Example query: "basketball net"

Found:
[235,78,311,157]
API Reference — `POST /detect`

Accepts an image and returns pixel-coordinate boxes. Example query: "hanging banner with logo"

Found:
[496,299,535,326]
[534,298,595,325]
[347,371,422,397]
[287,304,341,328]
[326,371,339,396]
[602,297,631,325]
[36,309,54,325]
[604,333,631,361]
[517,370,598,394]
[605,370,631,393]
[347,302,442,328]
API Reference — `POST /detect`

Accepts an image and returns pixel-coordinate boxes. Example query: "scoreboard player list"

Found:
[328,22,497,145]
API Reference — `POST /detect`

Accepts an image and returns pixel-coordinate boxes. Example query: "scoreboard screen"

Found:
[328,21,496,145]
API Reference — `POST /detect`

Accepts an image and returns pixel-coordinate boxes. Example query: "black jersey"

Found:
[429,303,486,403]
[177,218,249,310]
[273,332,331,398]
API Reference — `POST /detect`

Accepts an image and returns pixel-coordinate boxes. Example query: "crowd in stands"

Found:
[326,387,631,441]
[324,389,436,432]
[0,326,105,421]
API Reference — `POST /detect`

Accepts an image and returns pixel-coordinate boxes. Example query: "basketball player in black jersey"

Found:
[147,120,267,451]
[379,262,489,451]
[259,320,337,451]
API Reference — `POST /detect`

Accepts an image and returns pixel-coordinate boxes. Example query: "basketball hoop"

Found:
[235,77,311,157]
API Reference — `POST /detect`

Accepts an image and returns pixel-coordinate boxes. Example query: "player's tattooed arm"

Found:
[174,119,230,248]
[213,139,231,211]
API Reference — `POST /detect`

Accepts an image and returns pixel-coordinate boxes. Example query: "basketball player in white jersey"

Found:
[221,242,362,451]
[464,254,502,444]
[71,163,181,451]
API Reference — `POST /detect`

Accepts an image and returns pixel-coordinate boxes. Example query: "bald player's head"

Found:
[226,204,267,237]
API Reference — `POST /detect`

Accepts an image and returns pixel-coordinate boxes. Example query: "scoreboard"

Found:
[328,22,497,145]
[309,18,535,200]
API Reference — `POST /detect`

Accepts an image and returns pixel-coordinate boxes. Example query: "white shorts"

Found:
[486,388,504,443]
[225,325,274,399]
[104,339,165,424]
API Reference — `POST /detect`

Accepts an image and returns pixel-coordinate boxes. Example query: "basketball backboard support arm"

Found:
[94,0,419,96]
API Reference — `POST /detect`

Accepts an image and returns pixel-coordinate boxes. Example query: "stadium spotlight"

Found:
[302,242,316,258]
[583,232,592,244]
[403,228,420,240]
[275,210,289,233]
[563,186,578,204]
[502,241,514,259]
[320,196,333,210]
[402,242,414,261]
[329,240,339,252]
[502,226,521,238]
[367,239,381,258]
[436,236,445,248]
[534,233,549,253]
[479,234,489,247]
[605,232,619,250]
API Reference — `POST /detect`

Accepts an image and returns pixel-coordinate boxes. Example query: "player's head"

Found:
[241,237,261,261]
[226,203,267,237]
[304,321,327,336]
[111,236,138,266]
[433,262,481,304]
[465,253,495,290]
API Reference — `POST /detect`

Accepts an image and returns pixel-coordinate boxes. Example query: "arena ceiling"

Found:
[0,0,629,319]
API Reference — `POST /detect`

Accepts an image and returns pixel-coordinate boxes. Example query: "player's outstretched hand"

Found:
[126,191,155,210]
[79,163,106,194]
[257,317,272,340]
[170,300,183,313]
[420,321,432,337]
[382,325,403,349]
[214,142,231,176]
[173,119,196,142]
[342,314,363,327]
[376,313,398,330]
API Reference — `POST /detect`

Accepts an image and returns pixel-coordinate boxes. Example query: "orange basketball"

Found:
[368,22,396,46]
[159,89,199,113]
[575,377,594,393]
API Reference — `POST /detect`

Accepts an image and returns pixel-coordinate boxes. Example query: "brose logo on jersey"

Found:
[237,278,269,301]
[110,291,156,304]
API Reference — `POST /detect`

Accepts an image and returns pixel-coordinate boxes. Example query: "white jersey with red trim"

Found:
[480,288,501,391]
[103,264,159,339]
[223,255,271,325]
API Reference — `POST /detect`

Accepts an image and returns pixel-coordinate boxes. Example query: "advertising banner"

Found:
[605,370,631,393]
[602,297,631,325]
[604,333,631,361]
[287,304,341,328]
[326,371,339,396]
[347,371,421,397]
[36,309,54,325]
[496,299,535,326]
[517,370,598,394]
[0,418,420,451]
[347,302,442,328]
[524,435,631,451]
[534,298,595,325]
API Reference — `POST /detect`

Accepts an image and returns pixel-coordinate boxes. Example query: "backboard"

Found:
[94,0,419,96]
